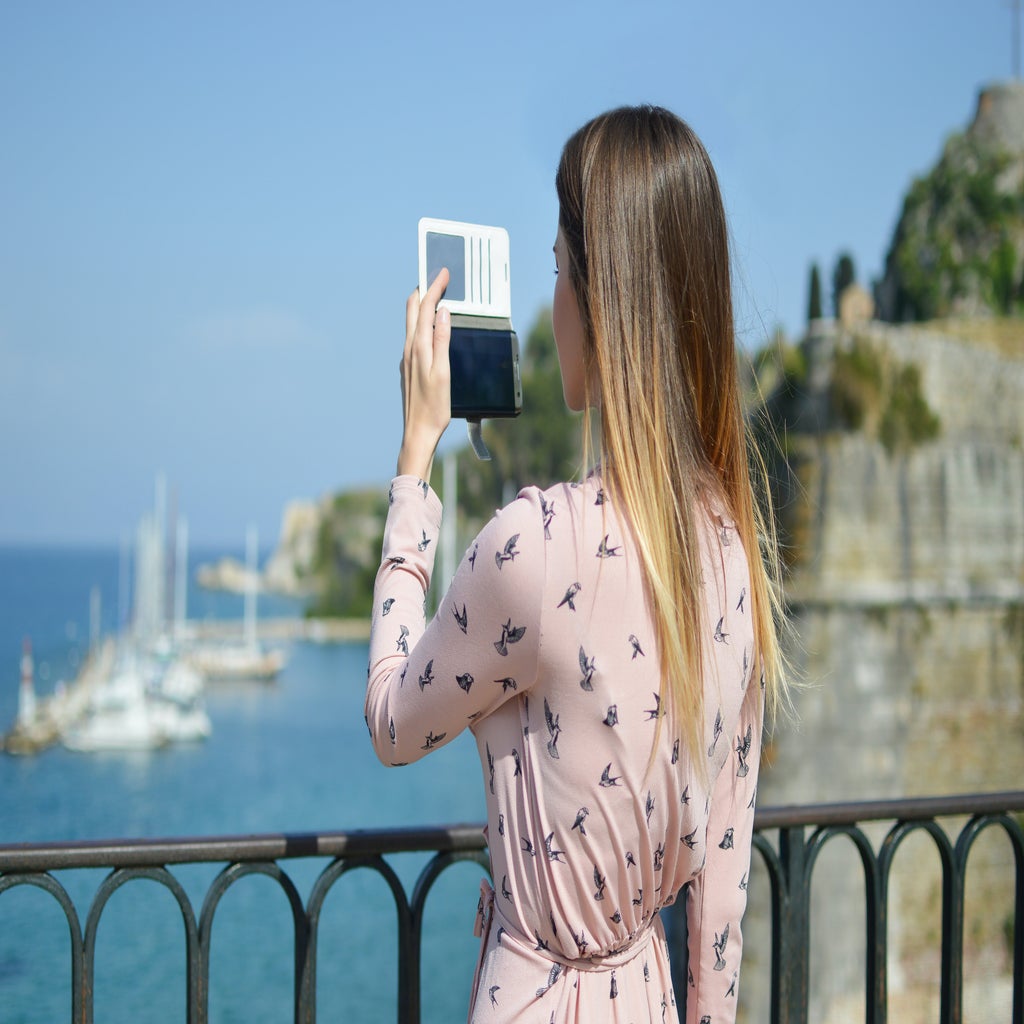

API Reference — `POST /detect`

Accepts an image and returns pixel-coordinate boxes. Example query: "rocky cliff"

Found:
[877,81,1024,321]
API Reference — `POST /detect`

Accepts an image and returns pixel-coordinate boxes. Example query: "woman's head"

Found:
[554,105,737,492]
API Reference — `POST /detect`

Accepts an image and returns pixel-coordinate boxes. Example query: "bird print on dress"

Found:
[494,618,526,655]
[512,748,522,777]
[385,555,406,570]
[419,479,429,499]
[521,835,536,857]
[610,971,618,999]
[714,616,729,644]
[388,717,395,744]
[417,660,434,691]
[625,851,637,868]
[739,872,748,891]
[421,730,445,750]
[736,725,752,777]
[498,813,505,836]
[501,874,512,900]
[572,807,589,836]
[452,602,468,634]
[382,597,395,616]
[610,908,622,923]
[416,529,431,552]
[713,922,730,970]
[456,672,473,693]
[726,971,737,997]
[544,697,561,758]
[495,534,520,569]
[628,634,645,659]
[468,543,478,571]
[594,487,606,505]
[719,827,735,850]
[644,693,664,720]
[486,743,495,794]
[653,841,665,871]
[488,985,500,1008]
[539,495,556,540]
[600,763,621,787]
[680,785,691,805]
[645,791,655,826]
[557,582,581,611]
[736,587,746,613]
[593,865,607,901]
[578,646,596,691]
[544,832,566,863]
[495,677,517,693]
[396,625,410,656]
[681,827,699,850]
[596,535,622,558]
[671,739,680,764]
[536,963,562,999]
[571,926,589,957]
[603,704,619,727]
[708,708,723,757]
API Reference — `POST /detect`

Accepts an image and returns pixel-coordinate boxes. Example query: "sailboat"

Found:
[187,526,286,682]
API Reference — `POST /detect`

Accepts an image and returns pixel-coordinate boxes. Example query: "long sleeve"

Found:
[365,476,545,766]
[684,677,764,1023]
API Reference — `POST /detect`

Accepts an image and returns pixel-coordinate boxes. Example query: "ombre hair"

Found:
[555,106,787,773]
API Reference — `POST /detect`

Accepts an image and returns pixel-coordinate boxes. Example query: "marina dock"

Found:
[2,616,368,756]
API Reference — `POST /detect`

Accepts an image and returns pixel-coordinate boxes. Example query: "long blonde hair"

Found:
[555,106,787,773]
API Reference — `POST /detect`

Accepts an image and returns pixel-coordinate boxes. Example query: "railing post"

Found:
[773,823,809,1024]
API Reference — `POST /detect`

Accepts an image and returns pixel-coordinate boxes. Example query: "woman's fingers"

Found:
[396,268,452,480]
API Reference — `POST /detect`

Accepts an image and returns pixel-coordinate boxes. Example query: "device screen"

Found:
[449,327,519,418]
[426,232,466,302]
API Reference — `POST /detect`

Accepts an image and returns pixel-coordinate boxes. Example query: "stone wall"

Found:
[737,319,1024,1021]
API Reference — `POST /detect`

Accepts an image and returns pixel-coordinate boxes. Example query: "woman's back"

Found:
[367,472,761,1020]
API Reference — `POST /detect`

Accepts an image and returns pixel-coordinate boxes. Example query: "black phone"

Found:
[449,322,523,420]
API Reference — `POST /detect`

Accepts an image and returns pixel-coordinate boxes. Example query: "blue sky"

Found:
[0,0,1012,546]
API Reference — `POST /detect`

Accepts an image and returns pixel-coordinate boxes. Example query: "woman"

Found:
[366,105,785,1023]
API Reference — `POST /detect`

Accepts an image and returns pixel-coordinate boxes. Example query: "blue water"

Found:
[0,546,488,1023]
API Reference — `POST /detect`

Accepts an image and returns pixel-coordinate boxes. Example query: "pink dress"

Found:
[367,473,762,1023]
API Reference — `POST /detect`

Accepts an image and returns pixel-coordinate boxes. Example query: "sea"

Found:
[0,545,488,1024]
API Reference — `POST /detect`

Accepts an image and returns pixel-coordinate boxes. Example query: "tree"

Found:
[807,263,823,322]
[832,252,856,317]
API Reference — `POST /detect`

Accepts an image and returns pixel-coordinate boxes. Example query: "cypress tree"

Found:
[808,263,823,322]
[832,252,857,316]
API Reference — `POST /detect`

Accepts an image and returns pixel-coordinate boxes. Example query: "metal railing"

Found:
[1,792,1022,1024]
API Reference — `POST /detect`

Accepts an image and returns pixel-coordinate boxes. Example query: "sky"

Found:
[0,0,1014,547]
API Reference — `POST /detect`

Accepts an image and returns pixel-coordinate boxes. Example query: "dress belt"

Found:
[473,877,660,974]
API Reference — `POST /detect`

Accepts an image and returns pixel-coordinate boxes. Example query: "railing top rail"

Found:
[753,789,1024,830]
[0,822,489,872]
[2,792,1021,873]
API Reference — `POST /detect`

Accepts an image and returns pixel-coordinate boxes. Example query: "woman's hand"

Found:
[397,268,451,482]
